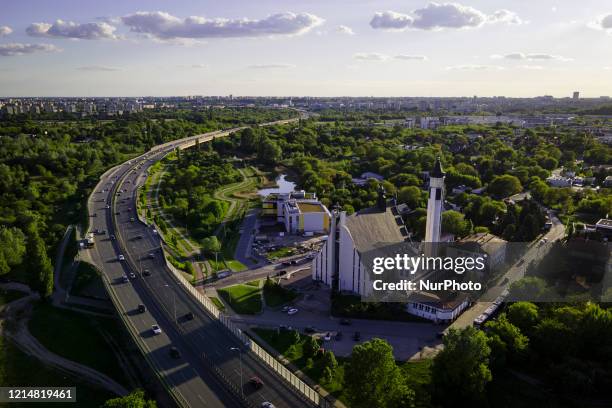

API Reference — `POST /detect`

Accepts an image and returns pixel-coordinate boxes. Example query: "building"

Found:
[546,175,573,187]
[351,171,385,186]
[452,232,508,271]
[595,219,612,239]
[261,191,331,235]
[573,91,580,100]
[425,157,445,243]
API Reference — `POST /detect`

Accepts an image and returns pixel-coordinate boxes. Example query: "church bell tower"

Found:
[425,157,445,243]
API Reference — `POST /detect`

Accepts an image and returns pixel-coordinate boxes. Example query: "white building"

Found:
[425,157,445,243]
[546,175,572,187]
[261,191,331,234]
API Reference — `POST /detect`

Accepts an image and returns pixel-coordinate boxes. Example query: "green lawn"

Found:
[225,259,247,272]
[0,289,27,306]
[245,280,261,287]
[209,296,226,311]
[28,303,128,387]
[266,246,295,260]
[0,335,114,408]
[263,280,298,308]
[217,283,262,314]
[253,328,346,401]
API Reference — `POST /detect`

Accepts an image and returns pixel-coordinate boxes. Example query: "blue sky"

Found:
[1,0,612,97]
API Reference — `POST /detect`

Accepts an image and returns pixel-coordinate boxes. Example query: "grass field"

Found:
[217,283,262,314]
[266,246,295,260]
[70,262,105,298]
[209,296,226,311]
[28,303,128,387]
[0,336,114,408]
[0,289,27,306]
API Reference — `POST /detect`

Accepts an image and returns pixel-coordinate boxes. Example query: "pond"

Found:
[257,174,296,196]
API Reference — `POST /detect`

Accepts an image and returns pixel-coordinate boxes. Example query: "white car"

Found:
[261,403,276,408]
[129,272,136,279]
[287,308,298,316]
[118,254,125,261]
[151,325,162,335]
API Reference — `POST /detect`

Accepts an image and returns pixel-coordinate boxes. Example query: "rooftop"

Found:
[345,203,407,253]
[297,202,326,213]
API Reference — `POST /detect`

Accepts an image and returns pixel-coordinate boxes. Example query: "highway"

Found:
[83,120,314,408]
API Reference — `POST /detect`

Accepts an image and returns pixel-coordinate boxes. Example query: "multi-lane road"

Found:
[83,121,314,408]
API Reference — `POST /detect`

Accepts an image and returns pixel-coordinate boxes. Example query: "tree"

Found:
[303,335,320,358]
[432,327,492,406]
[398,186,423,209]
[0,226,26,275]
[200,236,221,255]
[488,174,522,198]
[344,338,415,408]
[322,350,338,372]
[103,390,156,408]
[484,313,529,364]
[442,210,471,237]
[506,302,539,335]
[25,223,53,298]
[258,137,281,164]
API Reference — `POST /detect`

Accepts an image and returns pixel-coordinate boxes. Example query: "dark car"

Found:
[184,312,195,321]
[137,304,146,313]
[353,331,361,341]
[249,377,264,389]
[340,318,352,326]
[169,346,181,359]
[143,269,151,277]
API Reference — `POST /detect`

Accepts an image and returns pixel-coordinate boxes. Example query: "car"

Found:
[151,325,162,335]
[281,306,290,312]
[169,346,181,359]
[261,403,276,408]
[340,318,352,326]
[323,332,332,341]
[184,312,195,321]
[148,253,155,259]
[249,377,264,389]
[118,254,125,261]
[137,304,146,313]
[130,217,135,222]
[304,326,316,334]
[133,235,143,240]
[115,211,120,215]
[353,331,361,341]
[335,331,343,341]
[110,234,116,240]
[105,205,110,209]
[99,230,106,235]
[129,272,136,279]
[287,308,298,316]
[152,229,158,234]
[120,275,129,283]
[143,269,151,277]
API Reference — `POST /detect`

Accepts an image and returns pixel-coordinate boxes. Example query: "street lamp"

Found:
[230,347,243,399]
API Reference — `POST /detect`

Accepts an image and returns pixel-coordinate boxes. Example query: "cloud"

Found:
[517,65,544,70]
[446,64,505,71]
[0,43,60,57]
[353,52,388,61]
[394,54,428,60]
[599,14,612,29]
[177,63,208,69]
[370,2,523,31]
[76,65,120,71]
[27,20,118,40]
[248,63,295,69]
[0,26,12,36]
[336,25,355,35]
[121,11,323,39]
[491,52,572,61]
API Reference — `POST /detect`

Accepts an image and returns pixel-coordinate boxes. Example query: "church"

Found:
[311,157,470,322]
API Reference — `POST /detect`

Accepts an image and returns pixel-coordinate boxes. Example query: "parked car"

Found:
[151,325,162,335]
[143,269,151,277]
[353,331,361,341]
[281,306,290,312]
[287,308,298,316]
[169,346,181,359]
[249,377,264,389]
[137,304,146,313]
[184,312,195,321]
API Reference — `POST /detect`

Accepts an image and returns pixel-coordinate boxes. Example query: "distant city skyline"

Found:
[1,1,612,97]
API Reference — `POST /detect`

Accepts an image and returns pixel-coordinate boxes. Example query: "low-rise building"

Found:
[261,191,331,235]
[546,175,573,187]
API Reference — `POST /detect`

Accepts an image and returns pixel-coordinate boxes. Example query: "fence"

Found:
[161,246,325,407]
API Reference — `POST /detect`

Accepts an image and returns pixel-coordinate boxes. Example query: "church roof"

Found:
[431,156,445,178]
[345,203,406,253]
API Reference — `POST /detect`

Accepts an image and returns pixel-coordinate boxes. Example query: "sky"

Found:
[1,0,612,97]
